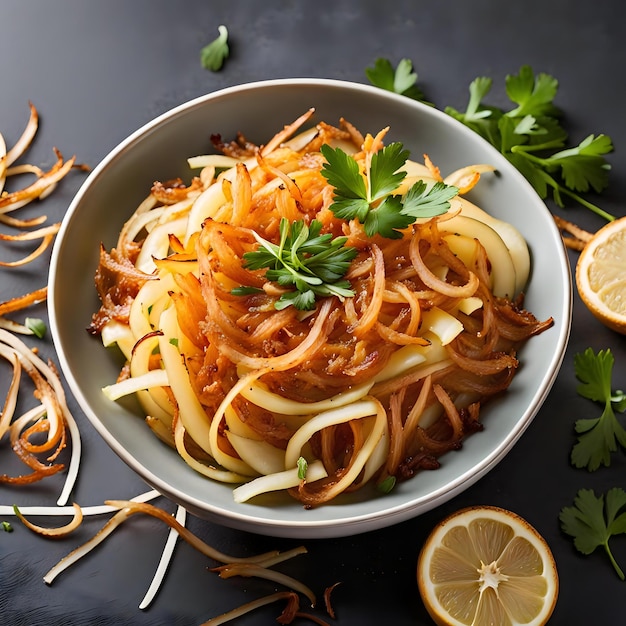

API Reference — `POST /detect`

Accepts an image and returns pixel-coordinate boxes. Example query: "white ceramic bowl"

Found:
[49,79,571,538]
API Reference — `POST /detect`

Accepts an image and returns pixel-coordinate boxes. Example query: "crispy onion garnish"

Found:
[323,581,341,619]
[0,328,81,504]
[211,562,316,607]
[0,286,47,317]
[553,214,594,251]
[0,222,60,267]
[200,592,301,626]
[0,103,87,264]
[13,502,83,538]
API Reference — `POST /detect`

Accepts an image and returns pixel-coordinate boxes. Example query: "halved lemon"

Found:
[417,506,558,626]
[576,216,626,334]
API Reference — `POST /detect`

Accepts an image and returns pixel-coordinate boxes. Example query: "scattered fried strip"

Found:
[13,502,83,538]
[199,591,300,626]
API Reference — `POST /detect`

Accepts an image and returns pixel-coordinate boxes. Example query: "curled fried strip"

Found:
[0,328,81,504]
[323,582,341,619]
[0,286,47,316]
[200,592,300,626]
[211,563,316,607]
[0,224,59,267]
[0,149,76,213]
[14,502,83,538]
[4,101,39,169]
[103,500,306,566]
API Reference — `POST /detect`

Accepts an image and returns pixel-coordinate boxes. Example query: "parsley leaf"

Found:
[364,195,415,239]
[505,65,560,118]
[320,142,457,239]
[560,488,626,580]
[401,180,460,218]
[365,58,429,103]
[200,25,229,72]
[239,218,357,310]
[570,348,626,471]
[317,143,369,221]
[369,142,409,200]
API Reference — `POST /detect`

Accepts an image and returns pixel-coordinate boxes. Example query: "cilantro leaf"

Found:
[365,58,428,102]
[239,218,357,310]
[321,142,456,239]
[560,488,626,580]
[570,348,626,471]
[200,25,229,72]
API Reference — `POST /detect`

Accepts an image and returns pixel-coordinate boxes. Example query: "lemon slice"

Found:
[417,506,559,626]
[576,216,626,334]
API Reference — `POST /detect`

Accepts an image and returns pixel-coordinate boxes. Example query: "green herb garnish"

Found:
[1,521,13,533]
[200,25,229,72]
[377,475,396,494]
[445,67,614,220]
[169,337,179,348]
[320,142,457,239]
[241,218,357,311]
[366,62,615,222]
[297,456,308,480]
[25,317,46,339]
[230,286,264,297]
[570,348,626,471]
[560,488,626,580]
[365,58,429,103]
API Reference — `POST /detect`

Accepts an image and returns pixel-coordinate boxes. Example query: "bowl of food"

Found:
[49,78,571,539]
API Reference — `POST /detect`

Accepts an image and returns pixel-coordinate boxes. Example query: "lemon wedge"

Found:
[417,506,559,626]
[576,216,626,334]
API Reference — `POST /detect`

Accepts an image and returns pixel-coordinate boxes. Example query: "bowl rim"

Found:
[49,77,572,538]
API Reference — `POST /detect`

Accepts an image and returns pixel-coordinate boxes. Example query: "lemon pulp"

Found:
[576,216,626,333]
[418,506,558,626]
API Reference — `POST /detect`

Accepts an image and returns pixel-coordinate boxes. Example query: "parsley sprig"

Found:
[238,218,357,311]
[570,348,626,471]
[366,61,616,222]
[560,488,626,580]
[320,142,458,239]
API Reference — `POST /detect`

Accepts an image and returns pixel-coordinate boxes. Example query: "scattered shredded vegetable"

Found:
[0,102,87,265]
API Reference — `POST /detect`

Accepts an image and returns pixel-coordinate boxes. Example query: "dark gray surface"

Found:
[1,1,625,624]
